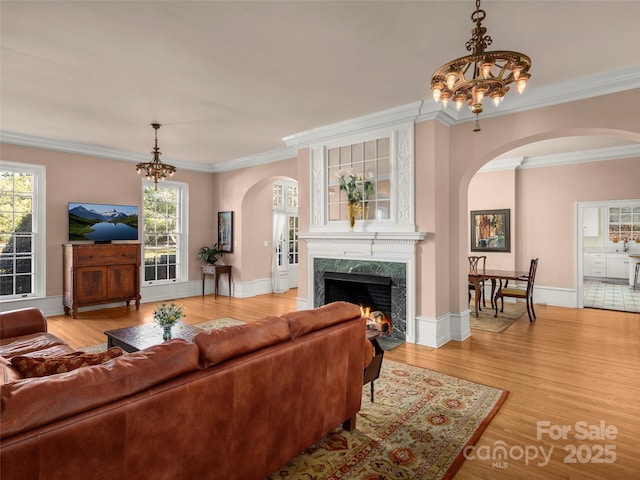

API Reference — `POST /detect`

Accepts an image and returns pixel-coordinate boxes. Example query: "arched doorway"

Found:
[464,133,640,314]
[272,179,299,293]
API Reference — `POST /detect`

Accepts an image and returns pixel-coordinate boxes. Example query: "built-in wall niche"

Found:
[308,122,415,233]
[327,138,391,222]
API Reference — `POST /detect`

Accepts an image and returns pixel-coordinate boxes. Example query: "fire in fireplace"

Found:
[324,271,394,336]
[360,305,392,334]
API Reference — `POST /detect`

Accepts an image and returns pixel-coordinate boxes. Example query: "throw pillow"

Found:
[1,356,23,385]
[10,347,124,378]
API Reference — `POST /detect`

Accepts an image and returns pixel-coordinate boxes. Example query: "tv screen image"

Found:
[68,202,139,242]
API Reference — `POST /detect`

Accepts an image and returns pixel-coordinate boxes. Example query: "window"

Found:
[608,205,640,244]
[0,162,45,299]
[288,215,299,265]
[273,183,284,207]
[142,182,187,284]
[287,185,298,208]
[327,137,391,222]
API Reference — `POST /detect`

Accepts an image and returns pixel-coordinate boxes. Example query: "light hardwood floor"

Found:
[46,291,640,479]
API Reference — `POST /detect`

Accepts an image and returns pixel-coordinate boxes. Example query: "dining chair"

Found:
[468,255,487,309]
[494,258,539,322]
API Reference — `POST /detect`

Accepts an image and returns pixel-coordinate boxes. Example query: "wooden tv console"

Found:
[62,243,141,318]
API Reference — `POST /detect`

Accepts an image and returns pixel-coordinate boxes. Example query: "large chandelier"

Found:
[136,123,176,187]
[430,0,531,132]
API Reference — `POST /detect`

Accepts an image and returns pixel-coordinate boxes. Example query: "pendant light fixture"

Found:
[136,123,176,188]
[430,0,532,132]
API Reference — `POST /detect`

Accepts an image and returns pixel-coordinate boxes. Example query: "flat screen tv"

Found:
[68,202,139,242]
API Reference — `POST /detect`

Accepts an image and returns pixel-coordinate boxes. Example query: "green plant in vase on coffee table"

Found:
[153,303,185,340]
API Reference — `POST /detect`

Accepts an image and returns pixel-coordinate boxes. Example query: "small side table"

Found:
[202,265,232,298]
[364,330,385,402]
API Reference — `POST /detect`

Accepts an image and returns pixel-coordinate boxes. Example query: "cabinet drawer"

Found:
[74,245,139,266]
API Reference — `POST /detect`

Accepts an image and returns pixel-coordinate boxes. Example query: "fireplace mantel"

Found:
[300,231,426,244]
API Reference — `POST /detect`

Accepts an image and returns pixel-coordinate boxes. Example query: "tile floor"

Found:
[583,279,640,313]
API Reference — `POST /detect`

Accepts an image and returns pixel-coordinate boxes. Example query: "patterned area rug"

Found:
[470,301,527,333]
[79,317,245,353]
[193,317,246,330]
[268,360,508,480]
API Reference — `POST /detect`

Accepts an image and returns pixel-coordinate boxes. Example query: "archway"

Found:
[239,175,298,295]
[460,129,640,317]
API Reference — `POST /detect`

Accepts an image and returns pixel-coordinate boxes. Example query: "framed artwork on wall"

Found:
[218,211,234,253]
[471,209,511,252]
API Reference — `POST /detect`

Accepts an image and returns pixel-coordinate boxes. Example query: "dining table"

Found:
[468,268,530,317]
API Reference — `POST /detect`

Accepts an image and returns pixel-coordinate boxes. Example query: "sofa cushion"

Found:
[195,316,290,368]
[1,339,200,439]
[0,333,68,358]
[283,301,362,339]
[10,347,124,378]
[0,357,23,386]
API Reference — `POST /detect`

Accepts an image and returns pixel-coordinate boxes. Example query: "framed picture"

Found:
[218,211,234,253]
[471,209,510,252]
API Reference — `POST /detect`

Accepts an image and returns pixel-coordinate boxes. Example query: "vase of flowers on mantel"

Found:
[338,169,375,230]
[153,303,185,340]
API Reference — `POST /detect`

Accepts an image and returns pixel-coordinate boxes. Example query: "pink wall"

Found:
[295,149,310,302]
[469,158,640,288]
[211,158,298,283]
[1,143,217,297]
[516,158,640,287]
[468,169,516,270]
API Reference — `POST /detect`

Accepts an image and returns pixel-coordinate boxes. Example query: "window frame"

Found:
[0,161,46,300]
[141,180,188,286]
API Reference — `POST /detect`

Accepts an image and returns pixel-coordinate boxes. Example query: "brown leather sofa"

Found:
[0,302,370,480]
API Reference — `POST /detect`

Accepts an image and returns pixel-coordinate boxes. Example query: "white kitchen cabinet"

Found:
[585,253,606,277]
[583,207,600,237]
[606,254,629,279]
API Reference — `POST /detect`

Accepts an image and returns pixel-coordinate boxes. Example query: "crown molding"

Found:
[0,130,296,174]
[479,144,640,173]
[478,157,525,173]
[0,130,214,173]
[209,147,297,173]
[283,102,422,149]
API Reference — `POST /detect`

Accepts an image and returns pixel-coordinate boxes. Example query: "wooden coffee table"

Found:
[105,322,204,353]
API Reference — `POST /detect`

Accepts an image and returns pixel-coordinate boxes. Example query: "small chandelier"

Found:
[430,0,532,132]
[136,123,176,187]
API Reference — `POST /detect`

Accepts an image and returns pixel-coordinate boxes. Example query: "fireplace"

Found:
[324,271,393,334]
[315,258,407,342]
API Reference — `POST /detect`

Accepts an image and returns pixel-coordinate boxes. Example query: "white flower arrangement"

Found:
[337,169,375,203]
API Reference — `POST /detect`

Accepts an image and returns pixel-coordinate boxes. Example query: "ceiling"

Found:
[2,1,640,171]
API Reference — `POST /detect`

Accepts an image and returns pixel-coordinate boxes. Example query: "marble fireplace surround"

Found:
[301,231,425,344]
